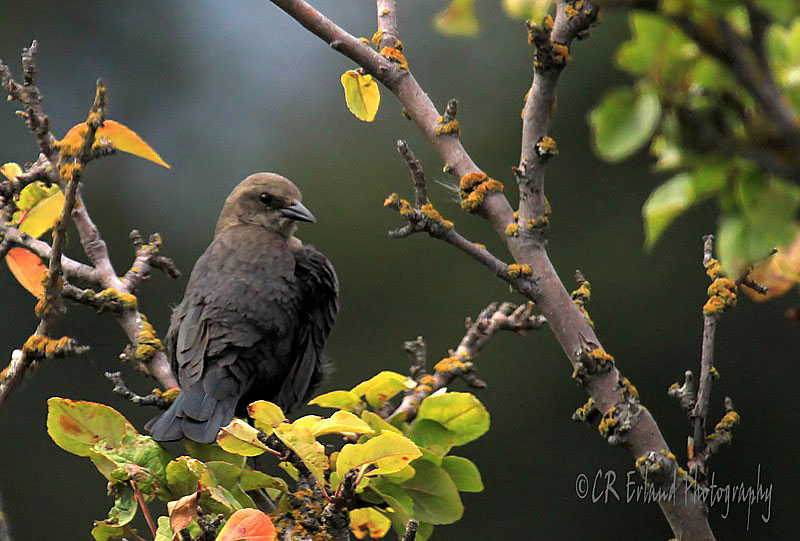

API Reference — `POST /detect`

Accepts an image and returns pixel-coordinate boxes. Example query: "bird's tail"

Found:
[145,383,237,443]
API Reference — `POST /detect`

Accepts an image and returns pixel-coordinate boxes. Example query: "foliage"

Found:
[46,370,488,540]
[588,4,800,282]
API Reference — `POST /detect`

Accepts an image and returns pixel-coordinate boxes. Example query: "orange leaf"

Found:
[60,119,170,168]
[5,248,47,298]
[215,508,276,541]
[745,233,800,301]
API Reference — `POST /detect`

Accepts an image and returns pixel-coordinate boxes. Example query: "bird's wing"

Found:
[276,244,339,408]
[168,227,295,390]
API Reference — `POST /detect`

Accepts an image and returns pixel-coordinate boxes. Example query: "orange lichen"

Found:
[552,42,570,64]
[572,397,595,422]
[588,348,614,368]
[371,30,383,47]
[506,264,532,278]
[459,172,504,213]
[383,193,414,217]
[380,47,408,71]
[421,203,454,229]
[705,258,723,280]
[703,277,737,316]
[435,116,460,136]
[597,406,618,437]
[526,216,549,230]
[537,135,558,156]
[621,377,639,400]
[22,335,77,359]
[358,37,371,47]
[506,223,519,237]
[154,387,180,403]
[135,314,163,363]
[434,356,469,373]
[474,243,486,250]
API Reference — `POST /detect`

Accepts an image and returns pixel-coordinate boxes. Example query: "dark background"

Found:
[0,1,795,539]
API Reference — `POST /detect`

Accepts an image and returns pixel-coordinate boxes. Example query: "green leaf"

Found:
[166,457,211,498]
[336,431,422,479]
[399,459,464,525]
[216,418,270,457]
[206,461,257,509]
[155,516,174,541]
[184,439,246,468]
[616,12,696,79]
[643,164,727,248]
[340,70,381,122]
[308,390,366,412]
[589,85,661,162]
[91,486,137,541]
[755,0,800,23]
[351,371,413,409]
[410,419,456,457]
[47,397,136,457]
[416,392,490,446]
[441,456,483,492]
[240,469,289,493]
[434,0,479,37]
[368,478,415,526]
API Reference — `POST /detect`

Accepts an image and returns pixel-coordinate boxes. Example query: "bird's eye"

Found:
[259,192,274,205]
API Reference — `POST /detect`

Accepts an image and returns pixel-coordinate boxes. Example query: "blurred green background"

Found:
[0,1,796,539]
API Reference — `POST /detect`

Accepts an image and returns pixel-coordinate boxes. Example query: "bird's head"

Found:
[215,172,316,237]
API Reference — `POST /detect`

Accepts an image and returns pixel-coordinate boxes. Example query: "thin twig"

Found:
[401,519,419,541]
[104,372,173,409]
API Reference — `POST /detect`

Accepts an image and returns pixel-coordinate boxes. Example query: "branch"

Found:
[401,519,418,541]
[0,44,179,407]
[121,230,181,292]
[104,371,175,409]
[387,301,545,422]
[687,235,739,479]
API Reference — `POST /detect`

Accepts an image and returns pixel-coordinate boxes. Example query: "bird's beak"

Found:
[280,199,316,223]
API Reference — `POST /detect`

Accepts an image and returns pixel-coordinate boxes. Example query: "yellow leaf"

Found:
[502,0,554,20]
[336,431,421,480]
[416,392,490,446]
[12,183,65,239]
[349,507,392,539]
[434,0,480,37]
[247,400,285,434]
[310,411,375,438]
[292,415,323,432]
[340,70,381,122]
[5,248,47,299]
[351,371,413,409]
[216,418,270,457]
[309,390,365,412]
[274,423,328,487]
[0,162,22,180]
[60,119,170,168]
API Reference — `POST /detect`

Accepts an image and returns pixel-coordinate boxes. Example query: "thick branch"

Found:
[270,2,714,537]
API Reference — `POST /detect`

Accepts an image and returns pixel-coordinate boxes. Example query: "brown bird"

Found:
[146,173,338,442]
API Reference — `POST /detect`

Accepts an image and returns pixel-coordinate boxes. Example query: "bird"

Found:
[146,172,338,443]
